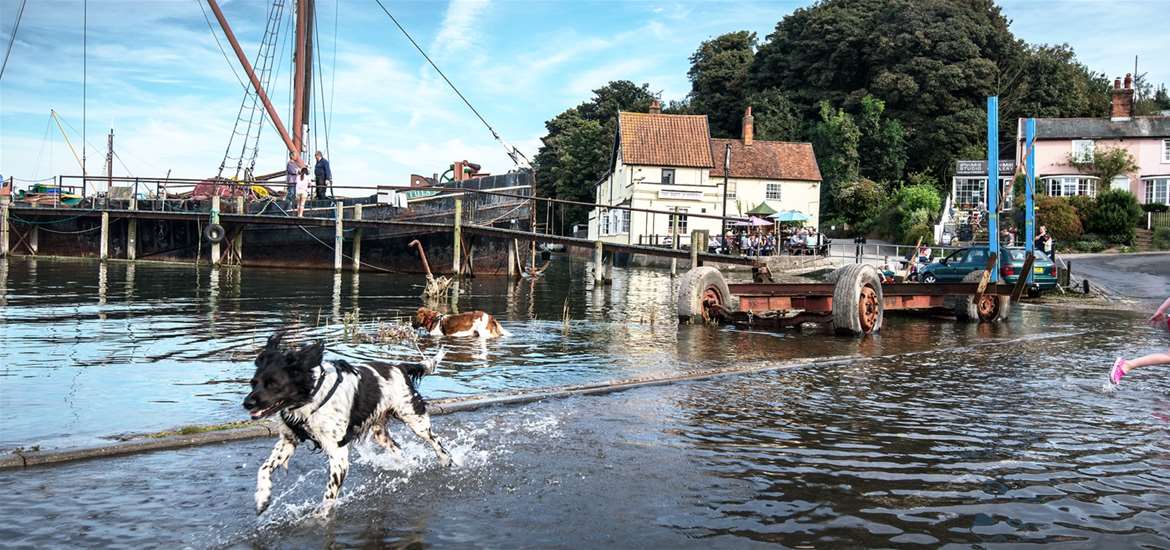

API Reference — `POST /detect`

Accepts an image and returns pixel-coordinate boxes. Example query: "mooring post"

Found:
[593,240,604,284]
[235,195,245,214]
[210,195,221,266]
[0,204,9,258]
[98,211,110,261]
[452,197,463,275]
[690,230,708,270]
[126,197,137,261]
[352,203,363,272]
[507,238,516,278]
[670,207,680,276]
[334,202,344,272]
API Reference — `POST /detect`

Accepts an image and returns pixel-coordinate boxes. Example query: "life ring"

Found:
[203,223,226,244]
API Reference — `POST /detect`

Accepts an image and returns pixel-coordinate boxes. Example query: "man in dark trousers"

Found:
[314,151,332,200]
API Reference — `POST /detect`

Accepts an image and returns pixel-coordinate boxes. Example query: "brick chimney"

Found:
[1111,73,1135,121]
[649,99,662,114]
[742,106,754,146]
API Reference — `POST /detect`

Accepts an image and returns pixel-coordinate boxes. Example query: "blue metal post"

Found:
[1025,117,1036,284]
[987,96,999,283]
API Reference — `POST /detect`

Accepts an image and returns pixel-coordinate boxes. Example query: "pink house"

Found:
[1016,74,1170,205]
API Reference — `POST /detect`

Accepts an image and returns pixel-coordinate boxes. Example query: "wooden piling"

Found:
[670,208,680,276]
[210,195,221,266]
[0,204,9,258]
[690,230,708,270]
[593,240,604,284]
[99,211,110,261]
[452,197,463,275]
[507,238,516,278]
[352,203,363,272]
[334,202,344,272]
[235,195,245,214]
[126,198,137,261]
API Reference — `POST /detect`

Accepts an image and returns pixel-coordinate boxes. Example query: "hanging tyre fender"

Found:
[832,264,884,336]
[677,266,732,324]
[203,223,226,244]
[955,271,1011,322]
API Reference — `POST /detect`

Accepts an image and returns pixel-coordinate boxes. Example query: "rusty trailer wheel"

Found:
[832,264,884,336]
[955,271,1012,323]
[678,267,732,324]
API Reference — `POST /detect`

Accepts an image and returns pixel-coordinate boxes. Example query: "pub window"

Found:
[662,168,676,185]
[766,183,782,201]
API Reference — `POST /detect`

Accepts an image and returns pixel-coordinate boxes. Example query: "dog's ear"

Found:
[293,340,325,371]
[266,330,285,350]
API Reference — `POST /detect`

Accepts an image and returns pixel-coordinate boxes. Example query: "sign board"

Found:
[955,159,1015,176]
[658,189,704,201]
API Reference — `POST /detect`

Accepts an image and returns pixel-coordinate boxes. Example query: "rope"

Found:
[194,0,249,93]
[8,213,94,225]
[371,0,530,168]
[268,201,397,273]
[0,0,28,81]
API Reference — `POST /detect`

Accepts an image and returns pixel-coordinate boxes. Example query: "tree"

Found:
[745,89,801,141]
[687,31,757,138]
[1035,195,1083,242]
[856,95,907,185]
[808,101,860,214]
[833,178,885,231]
[999,44,1110,124]
[533,81,657,228]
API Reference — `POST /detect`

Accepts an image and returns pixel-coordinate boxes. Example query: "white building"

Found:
[588,103,822,247]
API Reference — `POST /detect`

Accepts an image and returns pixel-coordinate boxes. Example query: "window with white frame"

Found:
[1071,140,1095,162]
[1043,176,1098,197]
[661,168,676,185]
[668,208,688,235]
[1163,139,1170,163]
[766,183,782,201]
[600,209,609,235]
[953,177,985,209]
[726,181,736,199]
[1145,177,1170,205]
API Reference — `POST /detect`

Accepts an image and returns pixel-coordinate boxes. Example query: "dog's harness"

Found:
[303,362,345,415]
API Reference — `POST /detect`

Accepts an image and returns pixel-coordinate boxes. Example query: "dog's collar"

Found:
[428,313,446,331]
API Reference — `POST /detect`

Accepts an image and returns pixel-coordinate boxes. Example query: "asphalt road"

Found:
[1065,253,1170,302]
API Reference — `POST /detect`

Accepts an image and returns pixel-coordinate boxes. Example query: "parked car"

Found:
[918,246,1058,294]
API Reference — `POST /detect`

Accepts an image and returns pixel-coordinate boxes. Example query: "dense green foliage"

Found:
[1088,190,1143,244]
[1153,227,1170,250]
[1066,147,1139,185]
[833,178,885,231]
[687,31,757,138]
[1035,196,1083,243]
[1065,195,1097,233]
[886,184,942,243]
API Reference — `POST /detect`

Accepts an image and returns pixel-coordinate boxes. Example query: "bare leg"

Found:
[369,423,402,456]
[255,435,298,515]
[400,412,453,467]
[320,444,350,512]
[1122,350,1170,373]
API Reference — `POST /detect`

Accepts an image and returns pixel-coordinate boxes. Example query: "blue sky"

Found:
[1,0,1167,190]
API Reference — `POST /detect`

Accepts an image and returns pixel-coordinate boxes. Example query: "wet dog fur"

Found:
[243,332,452,515]
[412,307,510,338]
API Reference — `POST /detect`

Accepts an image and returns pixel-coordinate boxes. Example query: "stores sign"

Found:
[658,190,704,201]
[955,160,1016,176]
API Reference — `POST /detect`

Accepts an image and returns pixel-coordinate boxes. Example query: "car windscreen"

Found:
[1005,249,1050,262]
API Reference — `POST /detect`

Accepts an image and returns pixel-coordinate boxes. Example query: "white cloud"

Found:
[432,0,491,55]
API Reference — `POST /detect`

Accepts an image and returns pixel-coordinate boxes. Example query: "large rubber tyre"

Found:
[955,271,1012,322]
[921,272,938,284]
[678,266,732,324]
[832,264,884,336]
[203,223,226,244]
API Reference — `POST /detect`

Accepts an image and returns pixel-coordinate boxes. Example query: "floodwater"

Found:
[2,256,1170,547]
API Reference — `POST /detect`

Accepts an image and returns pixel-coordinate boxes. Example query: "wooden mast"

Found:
[292,0,313,160]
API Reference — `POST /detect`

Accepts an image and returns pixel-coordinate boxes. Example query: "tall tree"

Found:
[533,81,657,228]
[749,0,1019,177]
[856,95,907,185]
[745,89,802,141]
[687,31,757,138]
[808,101,861,214]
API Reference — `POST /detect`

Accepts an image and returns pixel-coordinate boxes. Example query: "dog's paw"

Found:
[255,492,271,516]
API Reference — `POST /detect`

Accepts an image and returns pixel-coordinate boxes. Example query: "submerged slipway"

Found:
[1,256,1168,547]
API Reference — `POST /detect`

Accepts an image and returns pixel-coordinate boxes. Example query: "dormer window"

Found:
[662,168,676,185]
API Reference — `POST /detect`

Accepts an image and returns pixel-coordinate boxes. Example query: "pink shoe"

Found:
[1109,358,1126,385]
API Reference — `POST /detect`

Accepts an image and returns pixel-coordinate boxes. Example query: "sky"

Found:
[1,0,1168,192]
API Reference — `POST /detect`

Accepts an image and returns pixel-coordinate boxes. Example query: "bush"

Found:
[1153,227,1170,250]
[1088,189,1143,244]
[1035,195,1083,243]
[1069,238,1107,253]
[1065,195,1097,231]
[877,183,941,243]
[833,178,886,233]
[1143,203,1169,213]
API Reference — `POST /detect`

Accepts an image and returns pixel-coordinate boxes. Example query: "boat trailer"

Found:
[678,263,1025,336]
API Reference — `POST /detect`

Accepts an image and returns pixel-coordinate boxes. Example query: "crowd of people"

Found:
[708,226,828,257]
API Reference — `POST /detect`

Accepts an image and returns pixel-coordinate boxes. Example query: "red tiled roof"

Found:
[618,112,714,168]
[709,138,822,182]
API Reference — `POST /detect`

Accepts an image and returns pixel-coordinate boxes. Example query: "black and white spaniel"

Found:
[243,331,451,515]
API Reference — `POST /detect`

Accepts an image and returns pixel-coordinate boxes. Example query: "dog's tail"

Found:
[421,346,446,376]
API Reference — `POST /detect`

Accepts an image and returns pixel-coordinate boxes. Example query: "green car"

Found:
[919,246,1058,292]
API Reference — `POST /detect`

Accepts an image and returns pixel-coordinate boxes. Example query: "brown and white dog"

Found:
[412,307,511,338]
